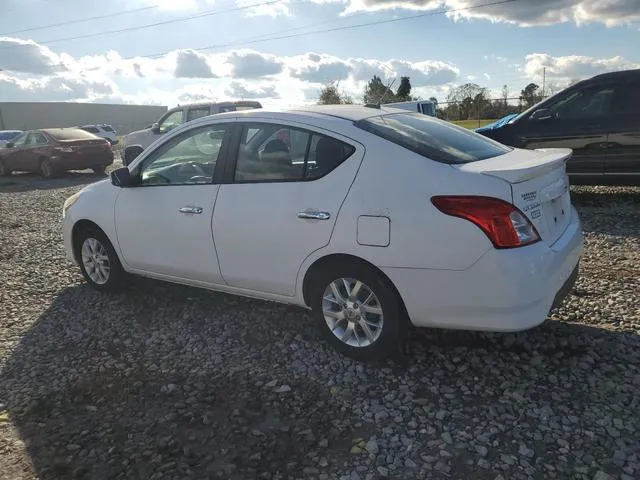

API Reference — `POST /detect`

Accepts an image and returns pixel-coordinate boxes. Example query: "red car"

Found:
[0,128,114,177]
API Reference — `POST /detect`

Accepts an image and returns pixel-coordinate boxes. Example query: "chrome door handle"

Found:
[297,210,330,220]
[179,206,203,214]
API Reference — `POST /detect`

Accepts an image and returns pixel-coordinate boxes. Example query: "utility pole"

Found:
[542,67,546,97]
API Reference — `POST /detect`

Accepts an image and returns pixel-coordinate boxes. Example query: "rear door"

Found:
[211,121,363,296]
[604,80,640,180]
[517,83,617,180]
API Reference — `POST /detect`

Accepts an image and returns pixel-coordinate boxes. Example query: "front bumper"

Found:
[382,206,584,332]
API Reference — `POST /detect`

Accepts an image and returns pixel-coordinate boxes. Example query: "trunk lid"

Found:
[456,147,573,246]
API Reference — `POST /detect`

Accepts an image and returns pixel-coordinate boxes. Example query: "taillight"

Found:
[431,196,540,249]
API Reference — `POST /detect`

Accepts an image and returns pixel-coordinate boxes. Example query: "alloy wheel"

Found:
[81,237,111,285]
[322,277,384,348]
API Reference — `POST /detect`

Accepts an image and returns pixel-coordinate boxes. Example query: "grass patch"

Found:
[452,119,494,129]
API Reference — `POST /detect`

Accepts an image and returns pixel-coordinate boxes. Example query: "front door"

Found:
[114,123,231,284]
[518,83,617,180]
[212,121,363,296]
[2,132,30,172]
[604,80,640,179]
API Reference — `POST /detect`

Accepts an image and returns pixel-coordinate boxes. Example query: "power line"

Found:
[0,0,284,50]
[0,6,159,36]
[124,0,521,60]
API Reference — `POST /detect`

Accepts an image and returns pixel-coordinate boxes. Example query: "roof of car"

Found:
[589,68,640,82]
[217,104,408,122]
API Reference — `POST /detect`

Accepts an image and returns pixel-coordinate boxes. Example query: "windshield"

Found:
[355,113,511,164]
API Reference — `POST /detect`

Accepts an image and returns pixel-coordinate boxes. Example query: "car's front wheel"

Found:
[310,261,406,361]
[92,165,106,175]
[74,226,126,291]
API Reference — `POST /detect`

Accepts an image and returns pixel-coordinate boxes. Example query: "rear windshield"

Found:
[354,112,512,164]
[102,125,115,132]
[46,128,99,140]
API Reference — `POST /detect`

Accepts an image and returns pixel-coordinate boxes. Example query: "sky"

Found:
[1,0,639,108]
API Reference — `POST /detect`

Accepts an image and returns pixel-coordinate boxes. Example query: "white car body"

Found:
[63,105,583,357]
[382,100,436,116]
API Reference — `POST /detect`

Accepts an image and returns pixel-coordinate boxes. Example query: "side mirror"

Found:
[151,123,161,134]
[5,142,14,148]
[530,108,554,121]
[110,167,138,188]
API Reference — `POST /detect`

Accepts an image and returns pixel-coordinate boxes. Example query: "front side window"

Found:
[82,126,100,134]
[158,110,184,134]
[355,113,511,164]
[549,85,616,120]
[234,123,355,182]
[139,124,227,186]
[186,107,210,122]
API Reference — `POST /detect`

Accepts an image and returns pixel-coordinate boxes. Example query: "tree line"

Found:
[318,76,566,121]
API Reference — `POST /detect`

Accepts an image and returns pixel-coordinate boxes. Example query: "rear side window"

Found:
[234,123,355,183]
[355,113,511,164]
[102,125,115,132]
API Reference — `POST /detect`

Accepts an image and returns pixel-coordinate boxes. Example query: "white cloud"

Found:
[523,53,640,81]
[0,37,69,75]
[136,0,217,10]
[338,0,640,27]
[226,81,280,99]
[0,38,460,107]
[174,50,216,78]
[225,50,284,78]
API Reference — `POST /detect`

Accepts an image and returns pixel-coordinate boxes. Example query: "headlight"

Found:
[63,191,81,214]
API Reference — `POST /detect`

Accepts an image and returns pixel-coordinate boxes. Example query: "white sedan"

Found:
[62,105,583,360]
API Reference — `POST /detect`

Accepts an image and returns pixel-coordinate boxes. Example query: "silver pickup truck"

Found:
[122,100,262,166]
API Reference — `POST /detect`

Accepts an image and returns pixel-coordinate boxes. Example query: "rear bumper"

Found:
[382,206,584,332]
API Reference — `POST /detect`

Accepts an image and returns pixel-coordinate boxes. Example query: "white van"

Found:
[122,101,262,165]
[383,100,436,116]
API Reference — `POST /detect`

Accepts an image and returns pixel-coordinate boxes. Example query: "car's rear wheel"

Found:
[310,261,405,361]
[74,226,126,292]
[40,158,55,178]
[0,159,10,176]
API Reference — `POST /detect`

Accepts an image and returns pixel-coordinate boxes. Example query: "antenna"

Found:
[375,77,396,106]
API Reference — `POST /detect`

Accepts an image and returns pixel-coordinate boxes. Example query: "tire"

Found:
[74,226,127,292]
[309,261,406,361]
[92,165,106,175]
[0,159,10,176]
[40,158,56,178]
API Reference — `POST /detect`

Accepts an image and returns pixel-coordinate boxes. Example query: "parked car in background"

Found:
[383,100,436,116]
[122,100,263,165]
[0,128,113,177]
[0,129,23,148]
[62,105,582,360]
[474,113,518,133]
[476,69,640,186]
[77,124,118,145]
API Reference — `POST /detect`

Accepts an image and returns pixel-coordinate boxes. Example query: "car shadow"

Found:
[0,171,109,193]
[2,279,638,479]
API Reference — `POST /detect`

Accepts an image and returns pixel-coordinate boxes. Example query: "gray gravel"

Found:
[1,173,639,480]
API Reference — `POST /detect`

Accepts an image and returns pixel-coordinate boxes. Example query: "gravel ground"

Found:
[1,172,639,480]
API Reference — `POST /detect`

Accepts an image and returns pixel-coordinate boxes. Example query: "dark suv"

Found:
[476,69,640,186]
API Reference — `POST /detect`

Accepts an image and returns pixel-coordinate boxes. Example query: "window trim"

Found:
[132,122,233,188]
[225,121,358,185]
